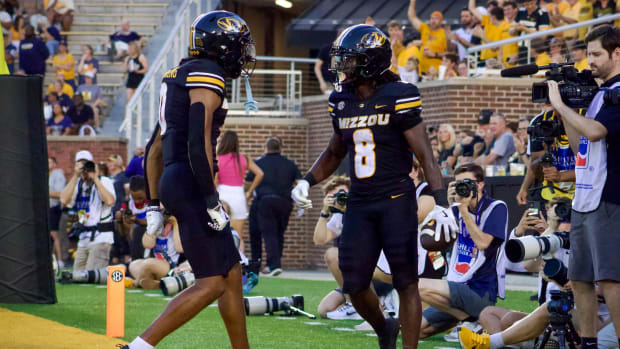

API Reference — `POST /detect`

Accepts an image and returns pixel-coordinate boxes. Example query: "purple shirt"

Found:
[125,155,145,177]
[47,116,73,135]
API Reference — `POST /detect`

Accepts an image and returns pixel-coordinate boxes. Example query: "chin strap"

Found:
[244,75,259,114]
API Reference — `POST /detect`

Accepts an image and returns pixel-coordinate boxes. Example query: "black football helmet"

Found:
[189,11,256,79]
[329,25,391,86]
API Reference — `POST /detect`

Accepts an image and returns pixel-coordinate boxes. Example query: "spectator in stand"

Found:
[0,6,11,31]
[77,44,98,85]
[45,0,74,31]
[549,0,581,42]
[438,123,458,172]
[108,19,141,61]
[76,71,103,129]
[477,109,493,153]
[125,147,145,178]
[408,0,447,74]
[549,37,568,63]
[106,154,129,214]
[546,0,570,17]
[511,0,551,36]
[9,14,23,47]
[440,53,458,79]
[430,136,440,162]
[457,60,469,77]
[571,40,588,71]
[397,56,419,84]
[531,37,553,66]
[48,156,65,267]
[37,18,60,55]
[451,8,480,62]
[52,40,76,90]
[47,74,74,97]
[3,29,16,73]
[387,20,420,77]
[577,0,594,40]
[66,93,95,133]
[124,41,148,104]
[46,79,74,109]
[476,113,516,168]
[314,30,340,94]
[216,130,264,235]
[470,2,512,64]
[18,24,49,75]
[46,102,72,135]
[454,129,486,165]
[593,0,619,26]
[503,1,519,24]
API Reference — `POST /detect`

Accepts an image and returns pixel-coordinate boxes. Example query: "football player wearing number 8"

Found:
[121,11,255,349]
[291,25,457,349]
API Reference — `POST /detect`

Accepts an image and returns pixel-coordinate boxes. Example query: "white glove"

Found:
[207,201,230,231]
[421,205,458,242]
[146,206,164,237]
[291,180,312,209]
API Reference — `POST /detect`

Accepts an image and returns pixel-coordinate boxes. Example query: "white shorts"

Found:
[217,184,248,220]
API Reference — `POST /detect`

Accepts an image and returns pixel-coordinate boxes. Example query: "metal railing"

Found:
[119,0,211,149]
[466,13,620,76]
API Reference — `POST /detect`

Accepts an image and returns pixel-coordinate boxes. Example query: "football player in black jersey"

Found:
[292,25,457,349]
[121,11,255,349]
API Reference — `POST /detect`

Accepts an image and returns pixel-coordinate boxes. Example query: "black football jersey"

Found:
[158,58,228,170]
[329,80,423,200]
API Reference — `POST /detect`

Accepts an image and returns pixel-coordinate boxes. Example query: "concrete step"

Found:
[74,3,168,14]
[45,72,125,84]
[71,22,158,33]
[74,13,164,24]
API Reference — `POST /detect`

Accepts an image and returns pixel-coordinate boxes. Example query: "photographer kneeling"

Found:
[60,150,116,272]
[418,163,508,339]
[547,25,620,348]
[458,196,619,349]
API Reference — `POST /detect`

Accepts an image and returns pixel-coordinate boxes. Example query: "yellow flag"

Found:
[0,33,9,75]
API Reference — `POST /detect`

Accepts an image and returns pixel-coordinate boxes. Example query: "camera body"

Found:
[554,202,571,222]
[547,290,574,315]
[82,160,95,173]
[531,63,599,109]
[333,189,348,207]
[506,231,570,262]
[527,118,565,145]
[455,179,478,198]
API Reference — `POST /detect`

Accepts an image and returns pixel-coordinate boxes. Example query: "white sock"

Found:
[490,333,505,349]
[129,337,154,349]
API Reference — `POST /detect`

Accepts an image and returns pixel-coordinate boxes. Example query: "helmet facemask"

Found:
[329,48,370,86]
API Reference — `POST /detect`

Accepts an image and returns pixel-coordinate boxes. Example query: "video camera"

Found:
[547,290,574,316]
[505,231,570,263]
[501,62,599,109]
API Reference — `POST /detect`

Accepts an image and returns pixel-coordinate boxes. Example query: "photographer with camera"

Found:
[113,175,148,262]
[545,25,620,349]
[60,150,116,272]
[417,163,508,339]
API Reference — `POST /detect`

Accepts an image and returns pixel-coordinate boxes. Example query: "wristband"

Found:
[432,189,449,207]
[320,212,330,218]
[304,173,318,187]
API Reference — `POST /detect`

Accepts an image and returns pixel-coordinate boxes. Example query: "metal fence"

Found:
[466,13,620,77]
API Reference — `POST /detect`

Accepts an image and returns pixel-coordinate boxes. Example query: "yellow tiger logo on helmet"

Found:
[216,17,246,33]
[360,32,386,49]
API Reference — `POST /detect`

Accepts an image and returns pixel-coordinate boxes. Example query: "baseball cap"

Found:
[59,40,67,46]
[75,150,94,162]
[84,71,95,78]
[478,109,493,125]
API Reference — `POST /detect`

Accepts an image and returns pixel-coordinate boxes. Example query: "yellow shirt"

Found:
[536,52,553,66]
[390,41,405,74]
[419,22,446,73]
[547,1,571,15]
[0,33,9,75]
[562,1,581,39]
[47,82,75,98]
[52,53,76,81]
[578,0,593,40]
[574,57,588,71]
[10,27,22,42]
[398,45,421,67]
[480,16,514,61]
[499,22,518,67]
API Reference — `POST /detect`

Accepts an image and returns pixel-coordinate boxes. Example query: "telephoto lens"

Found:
[505,232,570,263]
[244,295,305,316]
[543,258,569,287]
[160,272,196,296]
[554,203,571,222]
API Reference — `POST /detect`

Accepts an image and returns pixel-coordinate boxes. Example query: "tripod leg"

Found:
[537,327,552,349]
[557,330,566,349]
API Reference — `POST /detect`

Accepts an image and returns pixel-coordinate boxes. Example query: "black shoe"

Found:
[378,317,400,349]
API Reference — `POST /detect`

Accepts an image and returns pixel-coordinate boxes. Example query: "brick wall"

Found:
[47,137,128,180]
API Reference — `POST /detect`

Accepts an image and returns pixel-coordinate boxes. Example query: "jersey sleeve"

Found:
[328,93,342,135]
[184,61,227,98]
[392,82,423,132]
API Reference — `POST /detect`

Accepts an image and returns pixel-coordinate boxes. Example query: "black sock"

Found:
[581,337,597,349]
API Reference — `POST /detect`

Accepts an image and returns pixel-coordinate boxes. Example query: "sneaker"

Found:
[242,272,259,294]
[326,302,363,320]
[444,326,461,342]
[458,326,491,349]
[261,267,282,277]
[380,289,400,317]
[378,317,400,349]
[355,320,374,331]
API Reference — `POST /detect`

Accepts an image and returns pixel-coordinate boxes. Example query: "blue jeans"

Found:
[46,40,59,56]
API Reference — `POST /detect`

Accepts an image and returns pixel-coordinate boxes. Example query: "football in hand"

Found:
[420,219,456,251]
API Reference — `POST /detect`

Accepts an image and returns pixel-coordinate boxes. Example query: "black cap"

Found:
[571,40,586,50]
[478,109,493,125]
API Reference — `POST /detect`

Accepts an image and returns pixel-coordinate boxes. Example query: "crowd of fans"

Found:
[1,1,148,134]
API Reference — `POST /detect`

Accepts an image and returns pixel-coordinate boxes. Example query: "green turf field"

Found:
[1,277,538,348]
